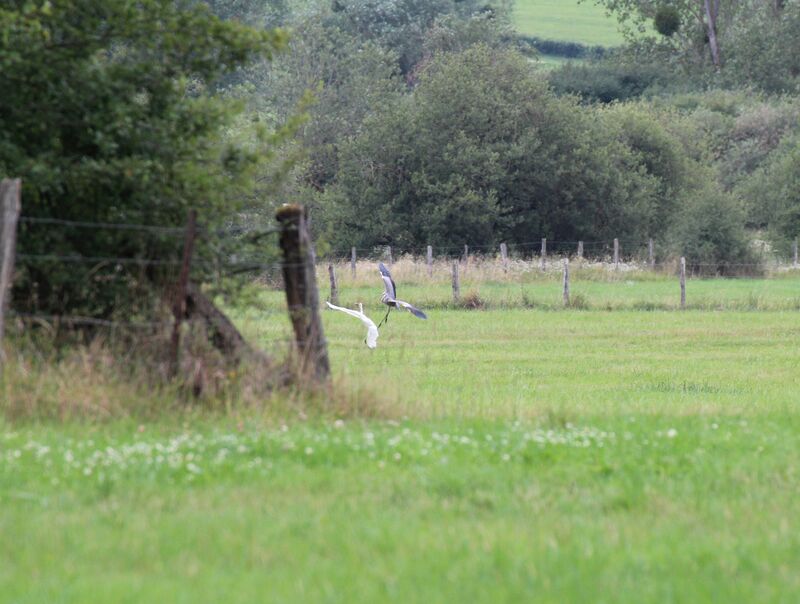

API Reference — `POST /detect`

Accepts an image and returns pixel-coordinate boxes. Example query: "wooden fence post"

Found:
[426,245,433,277]
[680,257,686,310]
[386,245,393,265]
[327,262,339,306]
[793,239,798,269]
[0,179,21,365]
[500,242,508,272]
[648,238,655,270]
[577,241,583,260]
[351,246,356,278]
[276,204,330,382]
[170,209,198,377]
[451,261,460,302]
[562,258,570,307]
[540,238,547,270]
[614,238,620,270]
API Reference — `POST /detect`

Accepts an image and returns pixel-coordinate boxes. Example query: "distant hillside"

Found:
[513,0,624,47]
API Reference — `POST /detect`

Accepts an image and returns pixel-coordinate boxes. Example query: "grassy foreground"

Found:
[3,308,800,601]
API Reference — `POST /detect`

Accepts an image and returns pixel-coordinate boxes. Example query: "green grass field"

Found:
[513,0,624,46]
[3,280,800,601]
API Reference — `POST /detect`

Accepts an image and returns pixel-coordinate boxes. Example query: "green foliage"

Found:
[738,137,800,254]
[548,60,675,103]
[668,188,758,274]
[321,46,679,251]
[319,0,510,75]
[723,2,800,93]
[0,0,287,317]
[653,5,681,37]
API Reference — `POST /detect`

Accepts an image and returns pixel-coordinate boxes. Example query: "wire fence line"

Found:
[4,199,799,336]
[2,195,331,383]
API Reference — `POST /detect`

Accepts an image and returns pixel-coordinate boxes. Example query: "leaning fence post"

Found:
[426,245,433,278]
[451,261,460,302]
[277,204,330,381]
[562,258,570,307]
[680,257,686,310]
[0,179,21,366]
[500,242,508,272]
[793,239,798,269]
[351,246,356,278]
[540,238,547,270]
[577,241,583,260]
[614,238,620,270]
[170,209,198,377]
[648,238,655,270]
[327,262,339,306]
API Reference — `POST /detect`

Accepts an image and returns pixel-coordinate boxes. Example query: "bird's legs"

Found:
[377,306,391,329]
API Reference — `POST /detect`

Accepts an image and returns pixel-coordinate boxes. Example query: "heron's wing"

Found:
[395,299,427,320]
[377,262,396,299]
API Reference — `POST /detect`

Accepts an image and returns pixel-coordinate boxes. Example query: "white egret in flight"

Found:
[377,262,427,328]
[326,301,379,349]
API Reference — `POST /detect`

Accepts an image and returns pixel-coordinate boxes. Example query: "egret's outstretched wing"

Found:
[378,262,396,300]
[365,324,378,348]
[326,301,380,348]
[395,299,427,320]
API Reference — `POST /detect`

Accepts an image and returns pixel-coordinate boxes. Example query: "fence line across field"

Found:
[2,175,800,379]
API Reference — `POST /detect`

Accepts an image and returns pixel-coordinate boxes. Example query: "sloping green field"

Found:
[513,0,624,46]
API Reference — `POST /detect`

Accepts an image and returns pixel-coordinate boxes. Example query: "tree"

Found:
[593,0,745,69]
[320,46,666,251]
[0,0,287,317]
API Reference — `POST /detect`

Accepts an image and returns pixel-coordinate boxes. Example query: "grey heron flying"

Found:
[326,301,379,349]
[377,262,427,328]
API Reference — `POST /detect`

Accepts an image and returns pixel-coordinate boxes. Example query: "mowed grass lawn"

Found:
[3,308,800,601]
[513,0,624,46]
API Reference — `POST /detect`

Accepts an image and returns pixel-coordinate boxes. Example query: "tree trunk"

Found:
[704,0,722,69]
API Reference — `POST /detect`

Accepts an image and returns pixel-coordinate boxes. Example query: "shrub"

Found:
[668,189,760,275]
[654,6,681,37]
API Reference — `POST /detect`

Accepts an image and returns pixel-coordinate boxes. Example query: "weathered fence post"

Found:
[648,238,655,270]
[500,242,508,272]
[562,258,570,307]
[577,241,583,260]
[169,209,198,377]
[793,239,798,269]
[463,244,469,266]
[327,262,339,306]
[540,238,547,270]
[426,245,433,278]
[351,246,356,278]
[451,261,460,302]
[680,257,686,310]
[277,204,330,381]
[614,238,620,270]
[386,245,393,265]
[0,179,21,365]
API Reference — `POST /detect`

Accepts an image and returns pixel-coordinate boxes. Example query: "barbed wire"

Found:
[19,216,187,235]
[9,312,167,329]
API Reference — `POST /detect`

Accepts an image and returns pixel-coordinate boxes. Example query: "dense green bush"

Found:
[653,6,681,38]
[548,61,674,103]
[320,46,689,251]
[0,0,286,318]
[516,35,607,59]
[668,189,759,275]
